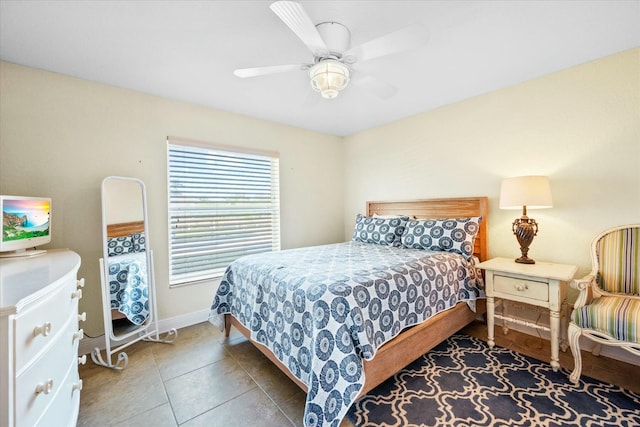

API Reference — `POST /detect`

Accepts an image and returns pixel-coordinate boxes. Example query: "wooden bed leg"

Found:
[224,314,232,338]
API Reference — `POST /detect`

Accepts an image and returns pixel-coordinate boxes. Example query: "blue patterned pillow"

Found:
[352,214,409,246]
[107,236,133,256]
[401,217,482,259]
[131,232,146,253]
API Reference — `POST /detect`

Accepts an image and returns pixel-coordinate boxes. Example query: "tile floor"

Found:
[77,320,640,426]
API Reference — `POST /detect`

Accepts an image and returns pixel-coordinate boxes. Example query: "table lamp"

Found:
[499,176,553,264]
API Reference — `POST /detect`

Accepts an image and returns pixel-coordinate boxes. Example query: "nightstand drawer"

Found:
[494,275,548,302]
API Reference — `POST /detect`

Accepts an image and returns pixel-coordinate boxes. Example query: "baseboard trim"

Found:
[79,309,210,356]
[80,308,640,367]
[505,318,640,366]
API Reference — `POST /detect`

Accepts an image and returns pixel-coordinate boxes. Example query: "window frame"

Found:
[166,137,281,286]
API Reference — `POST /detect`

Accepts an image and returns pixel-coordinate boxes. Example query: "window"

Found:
[167,138,280,286]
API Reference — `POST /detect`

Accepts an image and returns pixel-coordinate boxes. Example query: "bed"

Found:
[105,221,148,324]
[210,197,488,427]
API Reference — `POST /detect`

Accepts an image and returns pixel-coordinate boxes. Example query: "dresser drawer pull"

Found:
[515,283,529,292]
[73,329,84,342]
[72,379,83,392]
[78,355,87,365]
[78,312,87,322]
[71,289,82,299]
[35,379,53,395]
[33,322,52,337]
[76,278,85,289]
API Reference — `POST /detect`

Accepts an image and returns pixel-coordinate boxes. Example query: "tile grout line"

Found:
[223,336,299,426]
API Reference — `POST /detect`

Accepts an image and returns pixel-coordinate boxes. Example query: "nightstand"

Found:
[476,257,577,371]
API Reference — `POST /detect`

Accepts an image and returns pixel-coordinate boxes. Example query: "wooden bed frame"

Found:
[107,221,145,238]
[224,196,489,397]
[106,221,145,321]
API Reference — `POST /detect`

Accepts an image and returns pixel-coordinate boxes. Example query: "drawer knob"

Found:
[35,379,53,395]
[33,322,52,337]
[71,289,83,299]
[78,312,87,322]
[515,283,529,292]
[76,278,85,289]
[78,355,87,365]
[73,329,84,342]
[72,379,83,392]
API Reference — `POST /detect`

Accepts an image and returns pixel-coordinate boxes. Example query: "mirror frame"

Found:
[100,176,155,342]
[93,176,176,370]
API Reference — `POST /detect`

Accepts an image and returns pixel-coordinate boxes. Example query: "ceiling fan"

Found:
[234,1,429,100]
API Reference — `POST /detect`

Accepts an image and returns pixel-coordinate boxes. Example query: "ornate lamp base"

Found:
[515,254,536,264]
[512,214,538,264]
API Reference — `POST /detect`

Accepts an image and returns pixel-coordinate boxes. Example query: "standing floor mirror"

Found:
[91,176,177,370]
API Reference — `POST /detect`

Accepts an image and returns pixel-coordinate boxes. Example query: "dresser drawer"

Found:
[494,274,548,302]
[15,317,79,427]
[35,359,81,427]
[14,275,80,373]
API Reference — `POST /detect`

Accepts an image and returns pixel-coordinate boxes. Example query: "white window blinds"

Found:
[167,140,280,286]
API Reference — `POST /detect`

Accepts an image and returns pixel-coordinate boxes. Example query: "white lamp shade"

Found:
[499,176,553,209]
[309,60,350,99]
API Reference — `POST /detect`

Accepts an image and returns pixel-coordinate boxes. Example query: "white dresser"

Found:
[0,249,85,427]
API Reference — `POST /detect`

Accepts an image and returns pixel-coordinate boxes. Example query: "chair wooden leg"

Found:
[568,323,583,384]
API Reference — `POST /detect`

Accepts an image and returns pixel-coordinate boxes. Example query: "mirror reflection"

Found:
[102,178,150,337]
[93,176,176,370]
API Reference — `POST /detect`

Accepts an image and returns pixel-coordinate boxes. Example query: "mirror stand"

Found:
[91,253,178,370]
[92,176,178,370]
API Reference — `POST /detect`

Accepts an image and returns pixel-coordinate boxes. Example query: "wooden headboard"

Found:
[106,221,145,238]
[366,197,489,262]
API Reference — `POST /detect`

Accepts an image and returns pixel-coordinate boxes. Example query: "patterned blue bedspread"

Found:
[108,252,149,325]
[209,241,485,427]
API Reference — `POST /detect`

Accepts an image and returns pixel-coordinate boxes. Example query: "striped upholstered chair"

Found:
[568,224,640,383]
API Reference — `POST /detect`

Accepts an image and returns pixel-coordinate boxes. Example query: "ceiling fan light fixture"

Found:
[308,60,350,99]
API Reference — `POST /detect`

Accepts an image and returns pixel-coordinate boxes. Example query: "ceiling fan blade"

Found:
[270,1,328,57]
[234,64,302,78]
[344,24,429,63]
[351,73,397,100]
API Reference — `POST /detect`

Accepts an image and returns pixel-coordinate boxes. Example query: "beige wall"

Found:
[344,48,640,290]
[1,48,638,338]
[0,62,345,337]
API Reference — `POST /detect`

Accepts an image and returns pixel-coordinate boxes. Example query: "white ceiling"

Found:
[1,1,638,136]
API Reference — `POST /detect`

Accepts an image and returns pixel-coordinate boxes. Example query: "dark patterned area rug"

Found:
[346,335,640,427]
